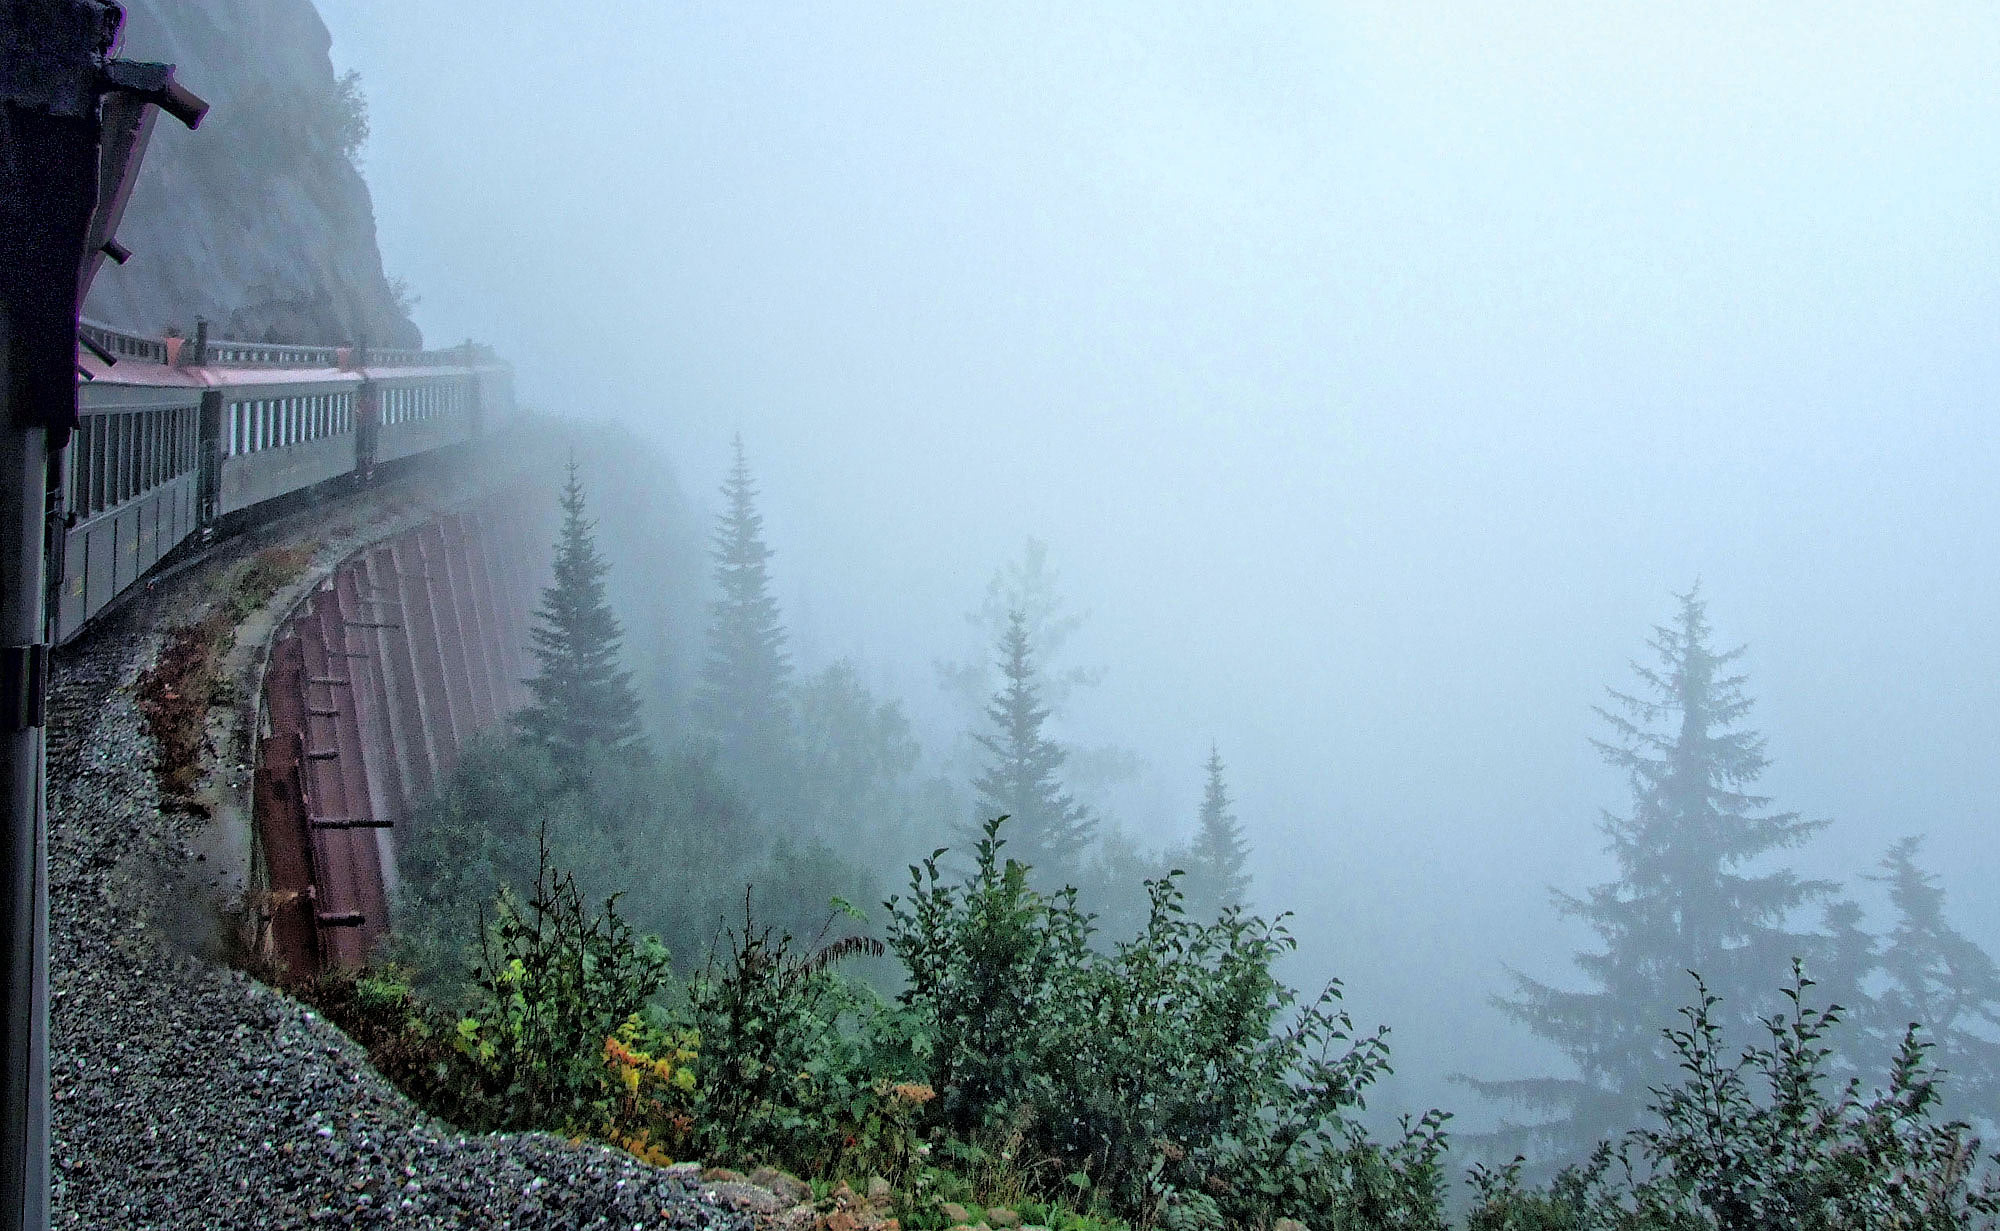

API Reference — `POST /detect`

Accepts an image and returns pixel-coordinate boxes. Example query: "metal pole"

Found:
[2,7,203,1228]
[0,313,49,1231]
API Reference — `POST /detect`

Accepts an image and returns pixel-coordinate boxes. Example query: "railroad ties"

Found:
[254,498,539,975]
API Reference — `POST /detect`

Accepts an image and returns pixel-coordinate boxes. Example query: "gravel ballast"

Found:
[46,489,750,1230]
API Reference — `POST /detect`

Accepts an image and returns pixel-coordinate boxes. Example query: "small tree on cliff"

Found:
[696,435,794,797]
[1185,744,1251,918]
[1863,836,2000,1130]
[972,610,1096,880]
[516,460,643,767]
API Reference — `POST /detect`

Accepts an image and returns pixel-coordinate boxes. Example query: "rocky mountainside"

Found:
[82,0,421,348]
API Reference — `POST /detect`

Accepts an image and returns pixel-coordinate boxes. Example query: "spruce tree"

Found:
[1185,744,1251,917]
[1864,837,2000,1129]
[696,435,793,795]
[515,460,643,768]
[1471,585,1834,1162]
[972,609,1096,879]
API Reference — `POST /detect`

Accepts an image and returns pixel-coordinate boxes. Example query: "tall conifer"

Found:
[696,435,793,792]
[972,610,1096,879]
[1185,744,1251,916]
[1864,837,2000,1128]
[516,460,642,766]
[1472,586,1834,1161]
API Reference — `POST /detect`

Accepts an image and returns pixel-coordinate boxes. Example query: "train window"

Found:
[88,418,102,513]
[69,420,87,516]
[106,414,120,506]
[97,415,111,511]
[228,403,240,457]
[107,414,121,506]
[71,420,85,515]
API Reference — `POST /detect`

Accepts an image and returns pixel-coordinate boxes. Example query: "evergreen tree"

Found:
[1184,744,1251,918]
[792,659,922,845]
[515,460,642,767]
[696,435,793,796]
[1863,836,2000,1130]
[1471,585,1835,1163]
[972,610,1097,880]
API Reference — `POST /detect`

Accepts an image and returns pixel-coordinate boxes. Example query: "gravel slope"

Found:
[46,511,750,1229]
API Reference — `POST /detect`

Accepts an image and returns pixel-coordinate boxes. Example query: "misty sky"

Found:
[315,0,2000,1120]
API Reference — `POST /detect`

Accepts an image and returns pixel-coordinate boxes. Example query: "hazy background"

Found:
[313,0,2000,1125]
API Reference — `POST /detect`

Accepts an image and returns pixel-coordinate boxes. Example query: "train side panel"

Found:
[57,382,205,643]
[214,381,362,518]
[371,376,475,464]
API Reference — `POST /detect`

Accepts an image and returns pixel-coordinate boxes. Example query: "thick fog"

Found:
[315,1,2000,1125]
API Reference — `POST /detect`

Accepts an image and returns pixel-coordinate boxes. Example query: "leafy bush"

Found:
[680,902,897,1176]
[448,827,671,1130]
[888,818,1449,1229]
[599,1013,700,1166]
[1468,964,2000,1230]
[393,731,880,993]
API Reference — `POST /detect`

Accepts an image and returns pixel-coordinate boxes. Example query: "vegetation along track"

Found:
[43,467,754,1230]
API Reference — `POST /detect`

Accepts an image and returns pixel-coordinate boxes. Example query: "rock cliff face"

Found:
[82,0,421,348]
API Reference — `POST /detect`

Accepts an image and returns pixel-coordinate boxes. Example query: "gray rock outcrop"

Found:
[83,0,421,348]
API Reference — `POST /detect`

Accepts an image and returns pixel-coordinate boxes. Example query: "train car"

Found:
[59,321,514,645]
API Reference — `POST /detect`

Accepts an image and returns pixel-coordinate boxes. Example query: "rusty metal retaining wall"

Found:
[255,498,541,974]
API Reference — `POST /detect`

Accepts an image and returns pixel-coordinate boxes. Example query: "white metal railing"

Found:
[77,319,169,364]
[203,340,343,367]
[78,318,487,370]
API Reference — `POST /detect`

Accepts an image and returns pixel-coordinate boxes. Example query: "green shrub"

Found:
[680,901,904,1177]
[887,818,1449,1229]
[449,826,672,1131]
[1468,964,2000,1230]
